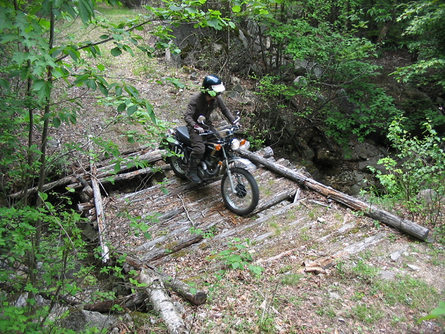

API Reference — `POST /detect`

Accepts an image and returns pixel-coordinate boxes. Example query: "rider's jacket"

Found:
[184,92,235,129]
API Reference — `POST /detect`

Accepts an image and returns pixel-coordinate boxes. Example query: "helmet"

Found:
[202,75,225,94]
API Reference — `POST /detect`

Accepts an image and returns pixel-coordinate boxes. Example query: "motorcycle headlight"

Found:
[231,138,241,150]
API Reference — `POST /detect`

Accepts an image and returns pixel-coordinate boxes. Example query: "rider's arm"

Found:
[184,93,200,128]
[216,96,235,124]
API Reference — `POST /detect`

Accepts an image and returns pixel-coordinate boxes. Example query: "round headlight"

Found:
[231,138,241,150]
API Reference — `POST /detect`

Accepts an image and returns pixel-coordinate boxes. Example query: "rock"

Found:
[390,250,402,262]
[354,142,380,160]
[315,148,342,166]
[380,270,396,280]
[358,156,386,173]
[407,264,421,271]
[329,292,341,300]
[416,189,441,204]
[61,309,117,332]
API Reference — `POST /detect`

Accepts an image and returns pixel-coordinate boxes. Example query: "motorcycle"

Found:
[165,114,259,216]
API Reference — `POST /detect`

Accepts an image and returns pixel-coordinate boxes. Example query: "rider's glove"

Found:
[232,121,242,129]
[194,124,204,133]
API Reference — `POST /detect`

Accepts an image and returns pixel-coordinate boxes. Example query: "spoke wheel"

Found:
[169,146,188,179]
[221,167,259,216]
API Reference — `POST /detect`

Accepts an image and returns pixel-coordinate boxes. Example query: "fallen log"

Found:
[156,270,207,306]
[89,138,110,263]
[83,292,149,312]
[139,268,188,334]
[95,149,165,179]
[91,172,109,262]
[125,256,207,306]
[140,224,214,263]
[250,189,296,215]
[9,175,78,199]
[239,148,430,241]
[9,149,165,199]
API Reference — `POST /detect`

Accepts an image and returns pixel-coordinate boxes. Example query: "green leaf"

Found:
[117,103,127,112]
[63,46,80,62]
[0,78,10,90]
[86,79,97,90]
[32,80,52,102]
[145,101,157,124]
[53,117,61,128]
[114,161,121,173]
[111,47,122,56]
[124,85,139,98]
[127,105,138,116]
[232,5,241,13]
[206,18,222,30]
[77,0,95,24]
[97,82,108,96]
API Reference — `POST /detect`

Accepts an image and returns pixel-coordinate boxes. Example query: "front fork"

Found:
[222,149,238,194]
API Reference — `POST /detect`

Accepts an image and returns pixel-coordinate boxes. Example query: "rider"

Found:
[184,74,237,183]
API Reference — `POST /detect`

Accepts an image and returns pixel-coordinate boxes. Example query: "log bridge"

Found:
[9,146,430,333]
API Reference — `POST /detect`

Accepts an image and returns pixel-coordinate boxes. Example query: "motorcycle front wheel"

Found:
[221,167,259,216]
[169,146,188,179]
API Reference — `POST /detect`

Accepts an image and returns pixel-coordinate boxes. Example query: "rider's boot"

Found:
[186,158,202,183]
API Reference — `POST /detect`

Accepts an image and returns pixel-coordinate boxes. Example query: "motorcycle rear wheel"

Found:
[221,167,259,216]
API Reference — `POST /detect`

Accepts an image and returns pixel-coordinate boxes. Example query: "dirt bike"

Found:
[165,114,259,216]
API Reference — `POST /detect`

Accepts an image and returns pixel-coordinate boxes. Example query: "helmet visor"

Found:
[211,83,225,93]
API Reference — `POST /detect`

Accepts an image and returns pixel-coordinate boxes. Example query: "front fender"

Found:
[228,157,257,172]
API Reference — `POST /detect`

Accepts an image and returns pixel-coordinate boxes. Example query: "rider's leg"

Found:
[186,131,205,183]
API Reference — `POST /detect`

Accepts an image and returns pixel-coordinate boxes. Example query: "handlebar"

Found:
[199,124,241,137]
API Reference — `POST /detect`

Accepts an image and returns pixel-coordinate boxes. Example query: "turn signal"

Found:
[214,144,222,151]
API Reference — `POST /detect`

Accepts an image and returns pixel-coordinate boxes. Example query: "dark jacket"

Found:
[184,92,235,128]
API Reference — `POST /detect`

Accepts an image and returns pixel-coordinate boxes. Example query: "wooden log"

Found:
[89,137,110,263]
[83,292,149,312]
[9,149,166,199]
[155,270,207,306]
[91,168,109,262]
[95,149,165,179]
[139,268,188,334]
[239,148,430,241]
[9,175,78,199]
[140,231,204,263]
[125,256,207,306]
[101,164,170,185]
[250,189,296,215]
[77,202,94,213]
[139,221,218,263]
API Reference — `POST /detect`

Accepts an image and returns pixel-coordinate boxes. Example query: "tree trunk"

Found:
[238,148,430,241]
